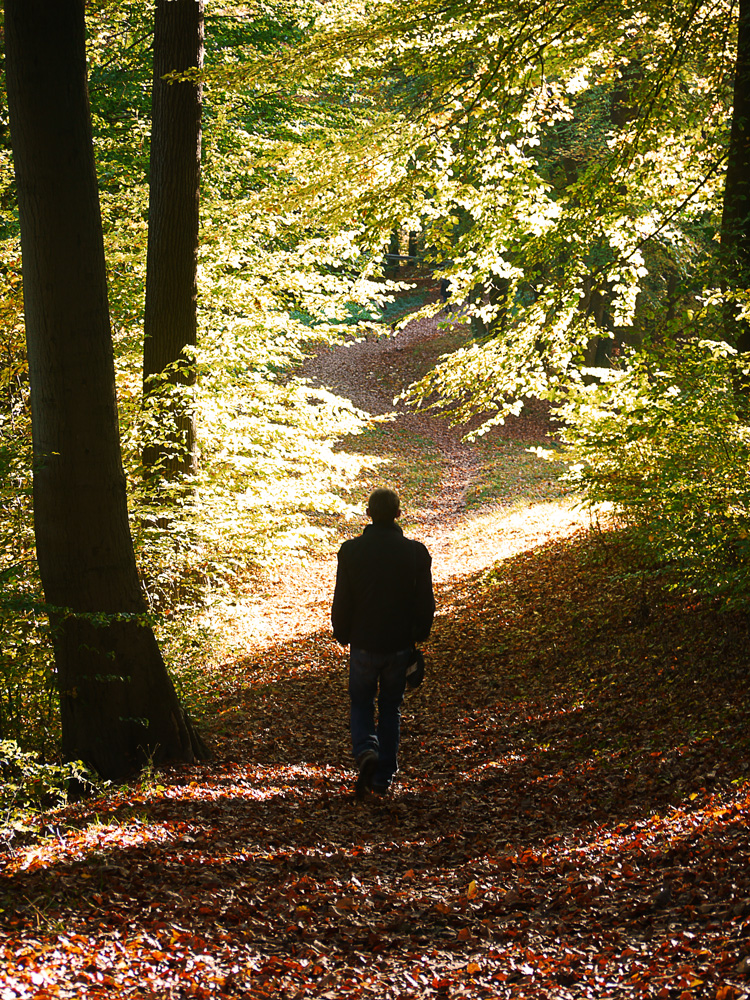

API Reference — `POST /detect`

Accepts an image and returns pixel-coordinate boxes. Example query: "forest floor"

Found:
[3,291,750,999]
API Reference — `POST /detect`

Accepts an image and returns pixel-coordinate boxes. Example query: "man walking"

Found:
[332,488,435,798]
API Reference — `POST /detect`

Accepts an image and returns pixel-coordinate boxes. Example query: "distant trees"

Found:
[4,0,207,777]
[273,0,736,402]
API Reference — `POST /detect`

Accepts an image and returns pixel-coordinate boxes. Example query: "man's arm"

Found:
[331,551,353,645]
[413,545,435,643]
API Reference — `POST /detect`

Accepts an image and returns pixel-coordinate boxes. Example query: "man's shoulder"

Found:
[405,536,430,551]
[338,527,431,560]
[337,535,363,558]
[407,537,432,564]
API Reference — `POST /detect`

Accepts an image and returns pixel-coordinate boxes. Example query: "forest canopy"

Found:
[224,0,750,604]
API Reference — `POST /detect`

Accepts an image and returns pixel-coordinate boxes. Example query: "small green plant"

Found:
[0,740,99,837]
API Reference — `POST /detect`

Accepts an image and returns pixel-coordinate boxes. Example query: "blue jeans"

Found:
[349,647,410,789]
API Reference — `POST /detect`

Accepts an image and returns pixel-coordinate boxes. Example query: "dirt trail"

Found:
[303,314,480,544]
[233,308,587,648]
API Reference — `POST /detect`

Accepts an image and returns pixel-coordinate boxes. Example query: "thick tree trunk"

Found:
[4,0,207,778]
[721,0,750,352]
[142,0,204,478]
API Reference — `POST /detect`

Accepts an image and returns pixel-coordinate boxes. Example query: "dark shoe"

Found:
[355,751,378,800]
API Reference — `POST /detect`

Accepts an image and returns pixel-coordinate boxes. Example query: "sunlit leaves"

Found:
[238,0,737,450]
[558,337,750,607]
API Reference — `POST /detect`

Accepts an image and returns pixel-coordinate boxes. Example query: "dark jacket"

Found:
[331,520,435,653]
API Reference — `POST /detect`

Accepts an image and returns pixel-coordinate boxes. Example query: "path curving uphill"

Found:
[234,306,588,649]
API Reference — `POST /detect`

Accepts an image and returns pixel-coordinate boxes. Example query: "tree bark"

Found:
[408,230,419,263]
[4,0,207,778]
[384,229,400,278]
[721,0,750,351]
[143,0,204,478]
[470,273,509,341]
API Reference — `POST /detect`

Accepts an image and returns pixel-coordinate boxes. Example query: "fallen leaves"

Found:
[3,312,750,998]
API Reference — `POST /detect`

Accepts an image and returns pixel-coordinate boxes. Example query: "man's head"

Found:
[367,487,401,523]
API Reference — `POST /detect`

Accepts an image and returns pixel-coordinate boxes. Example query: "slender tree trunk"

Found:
[384,229,400,278]
[721,0,750,352]
[142,0,204,477]
[4,0,207,778]
[408,231,418,263]
[470,273,508,341]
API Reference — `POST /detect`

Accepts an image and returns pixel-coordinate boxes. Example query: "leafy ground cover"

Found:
[2,302,749,998]
[466,436,567,512]
[2,527,749,999]
[339,423,444,521]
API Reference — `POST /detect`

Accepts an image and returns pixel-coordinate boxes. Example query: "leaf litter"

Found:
[2,294,750,999]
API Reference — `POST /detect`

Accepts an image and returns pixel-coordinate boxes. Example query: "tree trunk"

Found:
[721,0,750,352]
[4,0,207,778]
[408,230,418,263]
[470,273,508,341]
[384,229,400,278]
[142,0,204,478]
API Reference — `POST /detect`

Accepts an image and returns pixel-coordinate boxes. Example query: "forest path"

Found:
[232,303,588,648]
